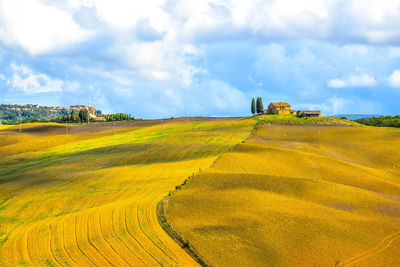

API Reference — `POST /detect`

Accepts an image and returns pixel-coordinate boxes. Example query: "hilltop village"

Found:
[0,103,133,124]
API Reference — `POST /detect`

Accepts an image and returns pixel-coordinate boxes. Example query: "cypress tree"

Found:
[251,98,256,115]
[79,109,88,122]
[259,97,264,113]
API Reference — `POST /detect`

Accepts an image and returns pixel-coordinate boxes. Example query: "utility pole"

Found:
[185,106,187,123]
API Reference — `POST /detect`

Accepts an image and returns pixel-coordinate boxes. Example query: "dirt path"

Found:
[337,231,400,266]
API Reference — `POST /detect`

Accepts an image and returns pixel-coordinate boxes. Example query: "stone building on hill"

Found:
[265,102,296,115]
[70,102,96,115]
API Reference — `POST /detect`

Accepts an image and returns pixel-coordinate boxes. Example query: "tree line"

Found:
[251,97,264,115]
[355,115,400,128]
[0,104,68,124]
[58,110,133,123]
[103,113,132,121]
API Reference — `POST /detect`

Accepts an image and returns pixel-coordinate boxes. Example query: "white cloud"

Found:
[388,70,400,87]
[0,74,5,80]
[70,0,171,33]
[9,63,64,94]
[295,96,356,114]
[0,0,92,55]
[328,73,376,88]
[295,96,350,114]
[1,0,400,58]
[113,36,202,88]
[327,79,346,88]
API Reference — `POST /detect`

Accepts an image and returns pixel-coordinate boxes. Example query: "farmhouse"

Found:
[297,110,321,117]
[265,102,296,115]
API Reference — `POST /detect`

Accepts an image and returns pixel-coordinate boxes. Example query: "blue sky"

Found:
[0,0,400,118]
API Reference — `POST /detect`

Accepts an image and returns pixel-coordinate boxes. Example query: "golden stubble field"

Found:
[0,118,255,266]
[166,123,400,266]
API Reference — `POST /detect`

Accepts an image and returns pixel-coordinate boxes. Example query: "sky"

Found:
[0,0,400,118]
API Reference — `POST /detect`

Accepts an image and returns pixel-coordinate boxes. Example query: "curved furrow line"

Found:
[47,218,78,267]
[59,219,79,266]
[117,203,159,266]
[148,198,197,266]
[144,200,179,260]
[109,208,147,266]
[7,231,28,266]
[37,222,58,266]
[85,212,115,266]
[136,202,178,265]
[48,224,65,266]
[338,231,400,266]
[73,215,99,266]
[61,217,90,266]
[98,208,132,266]
[26,223,39,265]
[123,204,163,266]
[20,225,34,266]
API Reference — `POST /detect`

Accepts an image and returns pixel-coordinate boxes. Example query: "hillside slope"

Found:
[0,118,255,266]
[166,123,400,266]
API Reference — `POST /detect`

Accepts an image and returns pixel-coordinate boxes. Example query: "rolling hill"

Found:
[166,120,400,266]
[0,118,255,266]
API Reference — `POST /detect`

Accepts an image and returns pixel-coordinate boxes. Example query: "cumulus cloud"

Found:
[295,96,380,115]
[328,73,376,88]
[295,96,350,114]
[1,1,400,116]
[2,0,400,57]
[388,70,400,87]
[0,0,92,55]
[10,63,66,94]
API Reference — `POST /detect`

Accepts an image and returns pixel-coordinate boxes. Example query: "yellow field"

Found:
[166,122,400,266]
[0,118,255,266]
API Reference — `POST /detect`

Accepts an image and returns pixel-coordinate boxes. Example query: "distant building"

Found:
[70,102,96,115]
[297,110,321,117]
[265,102,296,115]
[91,116,106,122]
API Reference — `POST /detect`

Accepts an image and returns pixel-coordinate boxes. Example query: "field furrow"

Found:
[52,220,79,267]
[0,119,255,266]
[107,208,146,266]
[338,231,400,266]
[122,204,162,265]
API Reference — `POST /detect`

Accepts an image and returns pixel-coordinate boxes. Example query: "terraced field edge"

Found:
[157,195,211,267]
[157,119,260,266]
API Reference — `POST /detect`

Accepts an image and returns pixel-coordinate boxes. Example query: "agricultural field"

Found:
[167,121,400,266]
[0,118,255,266]
[256,114,364,126]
